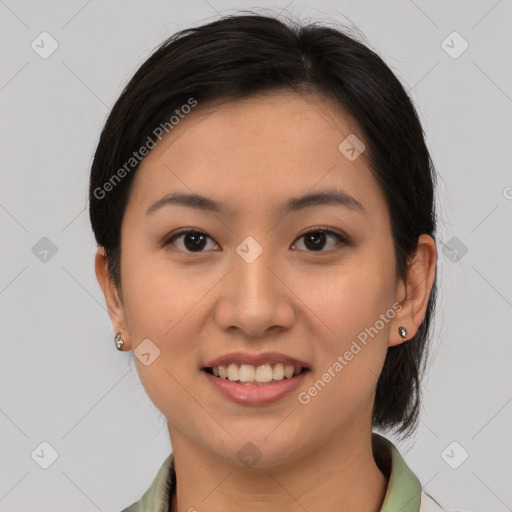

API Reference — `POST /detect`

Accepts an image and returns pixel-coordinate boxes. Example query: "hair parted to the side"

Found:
[89,12,438,439]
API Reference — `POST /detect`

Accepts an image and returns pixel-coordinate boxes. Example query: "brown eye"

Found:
[291,229,347,252]
[164,227,347,254]
[164,230,218,253]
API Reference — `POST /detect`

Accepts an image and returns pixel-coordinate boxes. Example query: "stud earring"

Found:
[114,332,125,351]
[398,326,407,340]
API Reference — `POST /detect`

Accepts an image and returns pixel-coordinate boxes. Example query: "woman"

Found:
[90,13,448,512]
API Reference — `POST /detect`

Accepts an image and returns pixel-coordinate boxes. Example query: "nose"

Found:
[213,243,295,338]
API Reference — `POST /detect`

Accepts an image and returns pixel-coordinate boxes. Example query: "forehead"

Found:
[127,90,385,220]
[144,90,361,161]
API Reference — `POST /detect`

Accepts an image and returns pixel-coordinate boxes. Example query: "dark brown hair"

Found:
[89,13,438,438]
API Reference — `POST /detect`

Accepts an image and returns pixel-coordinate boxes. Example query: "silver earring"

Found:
[115,332,125,351]
[398,326,407,340]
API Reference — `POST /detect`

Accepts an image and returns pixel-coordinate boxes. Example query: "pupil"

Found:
[184,232,206,251]
[305,232,326,251]
[182,232,328,252]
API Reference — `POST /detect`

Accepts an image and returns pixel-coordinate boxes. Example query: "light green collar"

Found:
[120,452,174,512]
[373,433,422,512]
[121,433,422,512]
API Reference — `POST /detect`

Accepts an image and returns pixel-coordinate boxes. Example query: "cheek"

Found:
[120,238,200,333]
[122,272,206,364]
[121,256,208,416]
[305,248,395,393]
[313,251,395,342]
[297,285,393,431]
[119,247,217,373]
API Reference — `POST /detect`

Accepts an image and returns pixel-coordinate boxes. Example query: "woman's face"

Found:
[98,91,425,466]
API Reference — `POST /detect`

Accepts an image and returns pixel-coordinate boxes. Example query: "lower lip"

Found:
[203,369,309,405]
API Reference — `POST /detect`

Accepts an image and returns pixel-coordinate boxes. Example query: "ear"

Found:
[390,234,437,347]
[95,246,131,350]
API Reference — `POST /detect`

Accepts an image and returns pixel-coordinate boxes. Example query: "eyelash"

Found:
[162,227,348,254]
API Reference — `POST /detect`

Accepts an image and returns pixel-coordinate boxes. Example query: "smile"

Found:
[204,363,308,385]
[203,365,310,405]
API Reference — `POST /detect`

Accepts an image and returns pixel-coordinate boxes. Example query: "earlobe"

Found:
[94,246,130,349]
[390,234,437,347]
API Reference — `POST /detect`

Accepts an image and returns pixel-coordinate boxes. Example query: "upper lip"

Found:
[203,351,310,369]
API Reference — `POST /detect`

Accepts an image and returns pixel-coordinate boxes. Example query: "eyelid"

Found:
[296,226,348,242]
[162,226,349,252]
[291,227,348,252]
[162,228,216,250]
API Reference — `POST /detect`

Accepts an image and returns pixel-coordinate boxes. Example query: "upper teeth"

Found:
[211,363,303,383]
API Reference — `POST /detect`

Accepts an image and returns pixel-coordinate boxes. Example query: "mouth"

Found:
[202,364,310,385]
[202,363,310,405]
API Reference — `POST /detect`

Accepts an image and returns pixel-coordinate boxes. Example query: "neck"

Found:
[168,423,388,512]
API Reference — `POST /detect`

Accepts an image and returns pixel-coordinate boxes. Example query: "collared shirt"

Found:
[121,433,447,512]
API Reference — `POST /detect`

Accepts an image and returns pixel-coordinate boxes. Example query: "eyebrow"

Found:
[145,188,366,216]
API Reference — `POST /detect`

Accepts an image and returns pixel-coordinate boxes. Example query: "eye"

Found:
[163,229,219,253]
[291,228,348,252]
[163,227,348,254]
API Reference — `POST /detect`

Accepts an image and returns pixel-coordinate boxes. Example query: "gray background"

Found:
[1,1,511,511]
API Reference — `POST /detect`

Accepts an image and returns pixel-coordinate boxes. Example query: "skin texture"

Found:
[95,91,437,512]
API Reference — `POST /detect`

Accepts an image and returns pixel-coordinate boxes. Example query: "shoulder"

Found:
[420,491,447,511]
[119,452,175,512]
[372,433,460,512]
